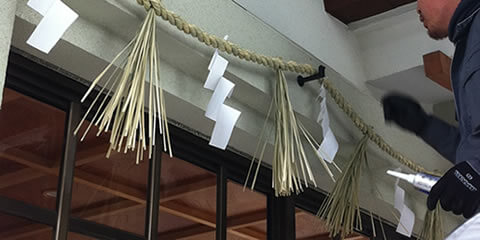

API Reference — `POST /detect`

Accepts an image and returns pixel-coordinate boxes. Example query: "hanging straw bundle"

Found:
[245,70,335,197]
[318,134,369,239]
[74,9,172,163]
[420,204,444,240]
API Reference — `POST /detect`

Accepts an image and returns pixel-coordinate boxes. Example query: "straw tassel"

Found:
[75,9,172,162]
[318,134,369,239]
[420,204,444,240]
[245,70,334,197]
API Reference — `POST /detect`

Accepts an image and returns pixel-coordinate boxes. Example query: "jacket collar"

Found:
[448,0,480,43]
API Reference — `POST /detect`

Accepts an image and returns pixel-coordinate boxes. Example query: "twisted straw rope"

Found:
[136,0,441,176]
[322,79,440,176]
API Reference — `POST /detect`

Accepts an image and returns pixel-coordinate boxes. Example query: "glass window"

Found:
[68,232,97,240]
[227,181,266,239]
[70,122,149,235]
[295,208,369,239]
[0,88,66,210]
[157,155,217,239]
[0,213,53,240]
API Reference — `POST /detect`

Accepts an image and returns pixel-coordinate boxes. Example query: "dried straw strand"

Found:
[318,134,369,239]
[419,204,444,240]
[76,9,172,161]
[245,70,334,196]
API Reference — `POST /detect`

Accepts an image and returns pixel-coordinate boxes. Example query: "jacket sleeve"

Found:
[462,69,480,173]
[418,115,460,164]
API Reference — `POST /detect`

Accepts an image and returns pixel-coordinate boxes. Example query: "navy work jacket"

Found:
[420,0,480,173]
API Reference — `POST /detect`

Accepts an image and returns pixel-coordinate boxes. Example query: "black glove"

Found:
[427,161,480,218]
[382,94,430,135]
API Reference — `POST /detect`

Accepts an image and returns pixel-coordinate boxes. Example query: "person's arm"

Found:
[419,115,461,164]
[460,68,480,172]
[382,94,460,163]
[427,51,480,219]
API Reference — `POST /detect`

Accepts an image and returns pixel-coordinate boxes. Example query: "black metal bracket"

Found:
[297,65,325,87]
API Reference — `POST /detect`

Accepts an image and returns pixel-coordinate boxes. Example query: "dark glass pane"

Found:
[295,208,370,239]
[157,155,217,239]
[0,213,53,240]
[0,88,66,210]
[70,123,149,236]
[68,232,96,240]
[227,181,266,240]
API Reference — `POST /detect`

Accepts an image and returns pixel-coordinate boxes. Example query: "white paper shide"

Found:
[203,39,241,150]
[316,86,339,163]
[393,173,415,237]
[27,0,79,54]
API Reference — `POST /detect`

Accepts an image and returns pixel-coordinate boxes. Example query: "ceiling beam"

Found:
[157,209,267,239]
[162,208,308,239]
[324,0,416,24]
[0,168,45,189]
[0,148,263,239]
[1,198,141,240]
[158,224,214,239]
[0,143,120,190]
[0,222,50,240]
[231,227,266,240]
[227,209,266,230]
[0,148,56,174]
[298,233,330,240]
[74,169,147,204]
[1,176,216,240]
[51,142,115,168]
[346,235,369,240]
[160,177,216,202]
[423,51,452,91]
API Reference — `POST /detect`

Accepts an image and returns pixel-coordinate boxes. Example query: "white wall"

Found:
[233,0,368,91]
[354,8,455,81]
[233,1,456,101]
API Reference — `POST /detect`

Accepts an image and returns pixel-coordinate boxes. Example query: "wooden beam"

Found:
[158,205,304,239]
[346,235,369,240]
[233,227,266,240]
[0,144,118,190]
[324,0,415,24]
[298,233,330,240]
[74,169,147,204]
[160,201,267,239]
[49,143,117,168]
[228,209,266,229]
[76,198,141,219]
[1,176,216,240]
[228,208,303,230]
[160,177,216,202]
[74,144,110,166]
[0,223,50,240]
[1,198,141,240]
[423,51,453,91]
[158,224,214,239]
[1,148,261,239]
[158,209,266,240]
[160,201,216,228]
[0,148,56,174]
[0,168,45,189]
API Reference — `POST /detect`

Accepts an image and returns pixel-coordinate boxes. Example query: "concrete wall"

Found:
[0,1,17,109]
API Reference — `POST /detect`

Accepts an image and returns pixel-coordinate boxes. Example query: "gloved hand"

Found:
[427,161,480,218]
[382,94,430,135]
